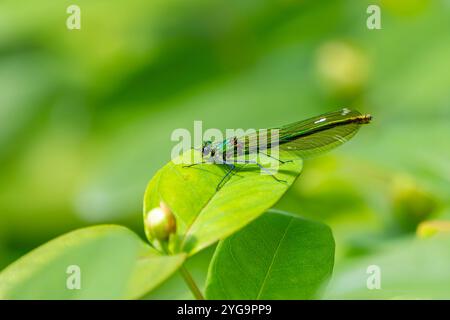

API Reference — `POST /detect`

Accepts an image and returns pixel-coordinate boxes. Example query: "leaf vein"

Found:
[255,216,293,299]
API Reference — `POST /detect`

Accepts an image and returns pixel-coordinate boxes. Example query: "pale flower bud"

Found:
[144,201,176,242]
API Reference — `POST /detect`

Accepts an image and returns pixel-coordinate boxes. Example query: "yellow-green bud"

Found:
[316,41,369,96]
[417,221,450,239]
[391,175,438,232]
[145,202,176,242]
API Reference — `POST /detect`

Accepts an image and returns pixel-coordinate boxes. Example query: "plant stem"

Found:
[179,264,204,300]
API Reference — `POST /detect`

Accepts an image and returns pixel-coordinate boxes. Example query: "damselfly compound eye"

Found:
[202,141,212,156]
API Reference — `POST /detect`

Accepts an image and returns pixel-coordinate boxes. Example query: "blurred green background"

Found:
[1,0,449,298]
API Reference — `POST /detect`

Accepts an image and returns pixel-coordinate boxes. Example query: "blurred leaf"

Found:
[325,235,450,299]
[143,150,302,255]
[144,245,216,300]
[205,210,335,299]
[381,0,431,17]
[0,225,185,299]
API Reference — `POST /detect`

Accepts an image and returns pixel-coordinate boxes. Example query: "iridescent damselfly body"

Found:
[185,108,372,190]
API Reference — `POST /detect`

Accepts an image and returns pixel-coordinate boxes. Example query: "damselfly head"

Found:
[202,140,212,156]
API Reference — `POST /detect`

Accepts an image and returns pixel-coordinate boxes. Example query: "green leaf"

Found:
[205,210,335,299]
[143,245,217,300]
[143,150,302,255]
[125,245,186,299]
[0,225,185,299]
[325,235,450,299]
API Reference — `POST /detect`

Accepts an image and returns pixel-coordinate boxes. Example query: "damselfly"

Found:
[185,108,372,190]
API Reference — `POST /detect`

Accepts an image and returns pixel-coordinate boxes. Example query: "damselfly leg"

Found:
[259,152,294,164]
[216,163,236,190]
[225,159,287,185]
[182,162,206,168]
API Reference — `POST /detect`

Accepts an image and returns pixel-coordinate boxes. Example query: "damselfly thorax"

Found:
[201,136,262,164]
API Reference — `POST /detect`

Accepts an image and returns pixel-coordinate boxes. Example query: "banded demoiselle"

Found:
[186,108,372,190]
